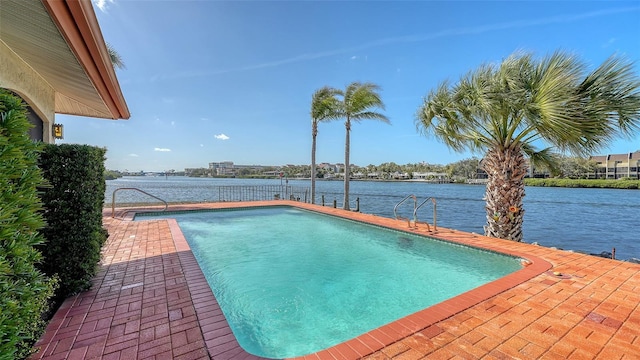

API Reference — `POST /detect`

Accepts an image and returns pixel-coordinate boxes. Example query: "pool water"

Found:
[141,206,522,358]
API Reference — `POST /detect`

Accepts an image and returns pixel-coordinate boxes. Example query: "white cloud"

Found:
[171,121,175,126]
[92,0,113,12]
[351,55,357,60]
[200,144,204,147]
[154,148,171,152]
[128,153,139,157]
[215,134,230,140]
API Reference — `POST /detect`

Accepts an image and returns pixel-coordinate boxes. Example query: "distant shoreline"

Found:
[523,178,639,189]
[109,175,640,189]
[295,178,640,189]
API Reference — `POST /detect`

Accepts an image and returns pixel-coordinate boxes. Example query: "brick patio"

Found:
[31,201,640,359]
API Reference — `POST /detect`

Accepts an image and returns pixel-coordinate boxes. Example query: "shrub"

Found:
[524,178,640,189]
[0,90,57,359]
[38,144,108,298]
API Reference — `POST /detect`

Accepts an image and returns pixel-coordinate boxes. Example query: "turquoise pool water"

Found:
[139,206,522,358]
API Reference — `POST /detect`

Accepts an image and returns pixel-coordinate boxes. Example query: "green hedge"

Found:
[38,144,108,299]
[524,178,640,189]
[0,90,57,359]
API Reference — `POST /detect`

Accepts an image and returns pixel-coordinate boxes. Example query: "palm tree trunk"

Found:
[483,146,527,242]
[343,119,351,210]
[311,126,317,204]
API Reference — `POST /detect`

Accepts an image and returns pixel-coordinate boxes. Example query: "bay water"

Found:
[106,176,640,260]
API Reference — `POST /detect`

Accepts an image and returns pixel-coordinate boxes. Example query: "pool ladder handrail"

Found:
[413,197,437,232]
[111,187,168,218]
[393,194,416,227]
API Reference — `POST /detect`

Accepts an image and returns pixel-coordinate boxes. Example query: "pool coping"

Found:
[137,201,552,359]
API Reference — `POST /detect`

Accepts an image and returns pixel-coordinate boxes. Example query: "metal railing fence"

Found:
[218,185,309,202]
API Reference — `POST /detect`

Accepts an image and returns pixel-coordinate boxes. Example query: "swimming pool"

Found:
[139,205,523,358]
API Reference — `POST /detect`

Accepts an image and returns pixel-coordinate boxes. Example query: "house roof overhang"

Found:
[0,0,129,120]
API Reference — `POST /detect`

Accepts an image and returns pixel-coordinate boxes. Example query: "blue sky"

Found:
[57,1,640,172]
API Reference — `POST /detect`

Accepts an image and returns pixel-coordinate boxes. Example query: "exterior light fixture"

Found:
[52,123,64,139]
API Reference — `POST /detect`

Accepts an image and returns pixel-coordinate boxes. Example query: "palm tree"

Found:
[339,82,390,210]
[416,51,640,242]
[310,86,341,204]
[106,43,126,70]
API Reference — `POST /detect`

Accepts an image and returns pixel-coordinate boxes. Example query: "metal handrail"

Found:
[413,197,437,231]
[111,187,168,218]
[393,194,416,221]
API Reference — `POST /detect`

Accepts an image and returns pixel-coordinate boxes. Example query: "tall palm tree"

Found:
[416,51,640,242]
[339,82,390,210]
[310,86,341,204]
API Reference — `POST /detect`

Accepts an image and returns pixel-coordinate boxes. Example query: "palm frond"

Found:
[578,55,640,137]
[351,111,390,123]
[342,82,389,124]
[520,144,561,174]
[417,50,640,158]
[106,43,126,70]
[311,86,342,124]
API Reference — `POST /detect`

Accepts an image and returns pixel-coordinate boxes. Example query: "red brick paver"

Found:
[31,218,215,360]
[31,201,640,359]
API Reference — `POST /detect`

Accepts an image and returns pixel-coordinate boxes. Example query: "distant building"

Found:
[209,162,235,176]
[391,171,410,179]
[590,152,640,179]
[412,172,449,182]
[473,152,639,180]
[317,163,339,173]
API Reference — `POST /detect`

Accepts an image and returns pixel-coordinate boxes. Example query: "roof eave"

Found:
[42,0,130,120]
